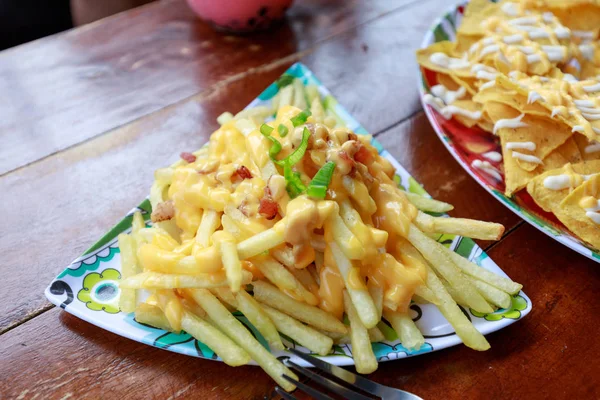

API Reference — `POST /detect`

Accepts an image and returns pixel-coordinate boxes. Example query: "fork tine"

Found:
[287,348,382,397]
[275,386,297,400]
[282,374,335,400]
[286,361,372,400]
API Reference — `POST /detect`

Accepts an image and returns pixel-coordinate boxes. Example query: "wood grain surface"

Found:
[1,0,599,399]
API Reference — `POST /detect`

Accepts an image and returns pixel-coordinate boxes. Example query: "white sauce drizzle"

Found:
[577,106,600,114]
[518,46,535,55]
[585,142,600,153]
[423,94,445,114]
[482,37,495,46]
[431,85,466,105]
[527,91,544,104]
[501,2,519,17]
[585,200,600,212]
[480,80,496,90]
[441,105,482,121]
[483,151,503,162]
[430,53,470,70]
[503,34,524,44]
[572,125,585,133]
[509,16,538,26]
[580,44,595,61]
[543,174,575,190]
[582,82,600,93]
[582,112,600,121]
[480,44,500,57]
[471,160,502,181]
[594,127,600,135]
[563,73,578,82]
[526,54,542,64]
[586,211,600,225]
[567,58,581,72]
[493,113,528,134]
[476,70,497,81]
[512,151,542,164]
[507,141,536,151]
[574,99,595,107]
[542,12,554,23]
[573,30,595,40]
[529,30,550,40]
[554,27,571,39]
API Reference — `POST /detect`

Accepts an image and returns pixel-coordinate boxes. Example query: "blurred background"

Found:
[0,0,155,50]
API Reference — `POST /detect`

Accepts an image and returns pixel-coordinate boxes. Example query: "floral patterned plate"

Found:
[418,2,600,263]
[45,63,531,368]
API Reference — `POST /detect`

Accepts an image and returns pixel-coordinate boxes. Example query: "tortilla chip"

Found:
[545,4,600,33]
[458,0,503,38]
[526,160,600,213]
[416,41,472,78]
[559,174,600,249]
[485,102,574,169]
[572,133,600,161]
[475,86,550,118]
[503,136,582,195]
[450,99,484,128]
[450,74,479,96]
[437,72,462,91]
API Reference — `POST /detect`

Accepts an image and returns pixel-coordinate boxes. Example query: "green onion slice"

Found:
[306,161,336,199]
[277,124,289,137]
[260,124,274,136]
[290,109,312,127]
[284,127,310,167]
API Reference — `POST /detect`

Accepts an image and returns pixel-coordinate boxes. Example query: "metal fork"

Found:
[274,348,423,400]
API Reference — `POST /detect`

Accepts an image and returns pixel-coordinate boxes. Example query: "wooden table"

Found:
[1,0,599,398]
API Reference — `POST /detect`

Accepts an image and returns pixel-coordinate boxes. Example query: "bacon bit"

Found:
[259,197,278,220]
[348,133,358,141]
[234,165,253,180]
[151,201,175,223]
[180,152,196,163]
[354,145,373,164]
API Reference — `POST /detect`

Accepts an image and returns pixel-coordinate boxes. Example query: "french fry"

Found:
[415,212,504,240]
[330,213,365,260]
[253,281,347,334]
[177,289,207,317]
[383,309,425,350]
[471,279,512,310]
[407,225,494,314]
[118,234,138,313]
[292,78,308,109]
[196,210,221,248]
[237,222,286,260]
[262,305,333,356]
[368,326,386,343]
[213,231,243,292]
[367,281,383,321]
[344,291,378,374]
[329,243,379,329]
[442,247,523,294]
[188,289,298,392]
[425,265,490,351]
[278,85,294,108]
[181,311,251,366]
[211,287,239,309]
[119,270,252,289]
[251,255,298,291]
[342,176,377,216]
[235,291,284,351]
[156,289,183,332]
[310,97,325,123]
[404,192,454,213]
[135,303,173,332]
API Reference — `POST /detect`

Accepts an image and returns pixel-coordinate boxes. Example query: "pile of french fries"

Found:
[117,78,522,392]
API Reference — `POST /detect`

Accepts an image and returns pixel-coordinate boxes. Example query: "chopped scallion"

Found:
[278,124,289,137]
[290,109,312,127]
[306,161,336,199]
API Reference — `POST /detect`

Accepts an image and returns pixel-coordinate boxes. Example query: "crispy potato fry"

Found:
[135,303,173,332]
[262,305,333,356]
[425,265,490,351]
[404,192,454,213]
[188,289,298,391]
[119,270,252,289]
[118,234,138,313]
[329,243,379,329]
[211,287,239,309]
[471,279,512,310]
[156,289,183,332]
[237,222,286,260]
[253,281,347,334]
[368,326,386,343]
[344,291,378,374]
[415,212,505,240]
[443,247,523,294]
[236,291,284,351]
[181,310,251,366]
[383,309,425,350]
[367,281,383,321]
[331,213,365,260]
[213,231,243,292]
[196,210,222,248]
[407,225,494,314]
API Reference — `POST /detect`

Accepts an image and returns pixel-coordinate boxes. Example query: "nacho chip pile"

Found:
[417,0,600,249]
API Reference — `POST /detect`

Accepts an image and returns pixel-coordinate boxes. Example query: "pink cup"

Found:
[186,0,294,33]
